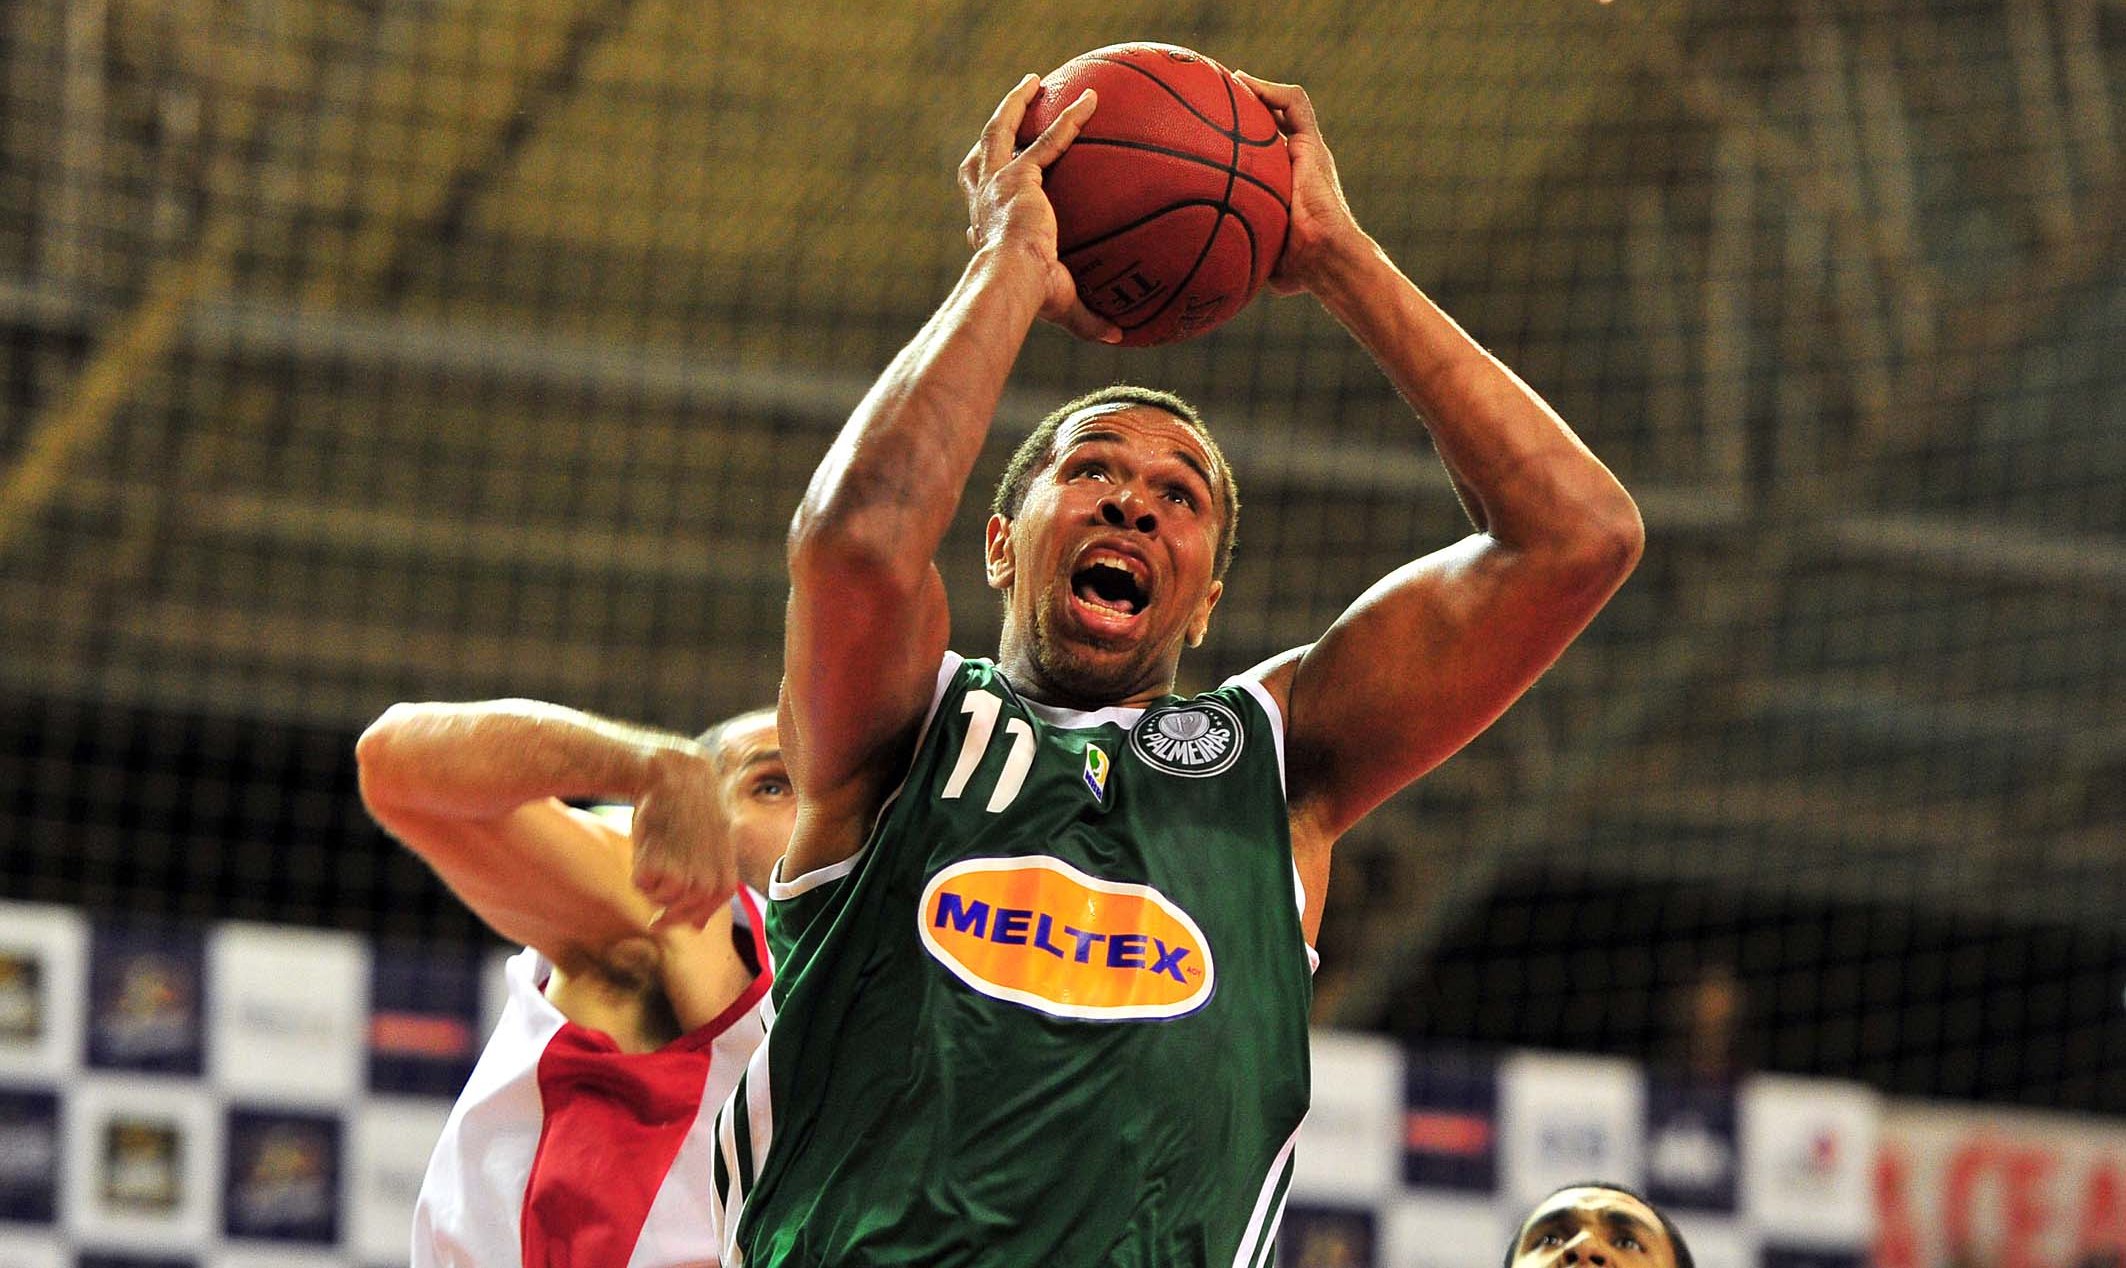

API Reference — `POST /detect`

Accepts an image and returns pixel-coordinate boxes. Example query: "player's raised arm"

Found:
[355,699,733,965]
[1234,73,1646,856]
[779,76,1117,862]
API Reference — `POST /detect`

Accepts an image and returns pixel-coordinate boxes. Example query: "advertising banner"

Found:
[208,925,368,1105]
[0,901,86,1081]
[1874,1101,2126,1268]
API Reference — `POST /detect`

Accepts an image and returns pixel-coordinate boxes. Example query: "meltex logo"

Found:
[919,856,1214,1021]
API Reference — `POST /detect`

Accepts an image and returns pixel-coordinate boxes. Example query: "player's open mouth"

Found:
[1069,554,1150,623]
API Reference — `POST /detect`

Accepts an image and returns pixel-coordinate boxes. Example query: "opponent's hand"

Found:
[959,74,1123,344]
[628,746,738,932]
[1233,72,1366,296]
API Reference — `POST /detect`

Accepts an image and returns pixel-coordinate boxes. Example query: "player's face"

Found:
[1508,1188,1676,1268]
[711,714,794,893]
[986,405,1225,706]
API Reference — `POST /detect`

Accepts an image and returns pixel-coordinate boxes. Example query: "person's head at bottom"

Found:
[1504,1183,1693,1268]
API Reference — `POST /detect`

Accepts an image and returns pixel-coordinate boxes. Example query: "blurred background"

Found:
[0,0,2119,1263]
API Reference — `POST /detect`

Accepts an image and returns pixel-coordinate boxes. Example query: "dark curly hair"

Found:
[990,385,1240,580]
[1502,1182,1695,1268]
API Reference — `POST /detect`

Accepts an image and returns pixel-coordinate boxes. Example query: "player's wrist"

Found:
[966,239,1057,295]
[1291,227,1386,301]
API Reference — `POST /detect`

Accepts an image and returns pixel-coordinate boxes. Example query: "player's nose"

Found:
[1098,489,1157,534]
[1559,1234,1606,1268]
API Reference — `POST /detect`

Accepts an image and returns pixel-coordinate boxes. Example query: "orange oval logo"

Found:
[918,857,1215,1021]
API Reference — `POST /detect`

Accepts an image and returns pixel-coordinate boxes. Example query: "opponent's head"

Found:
[1504,1183,1692,1268]
[693,706,791,892]
[986,386,1240,706]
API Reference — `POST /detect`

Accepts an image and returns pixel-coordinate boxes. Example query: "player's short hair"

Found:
[990,385,1241,579]
[694,706,776,773]
[1502,1182,1694,1268]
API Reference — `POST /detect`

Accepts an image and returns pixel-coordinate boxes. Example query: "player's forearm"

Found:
[1310,237,1643,559]
[787,246,1049,584]
[355,700,703,822]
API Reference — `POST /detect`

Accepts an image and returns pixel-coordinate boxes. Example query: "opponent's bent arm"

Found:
[355,701,725,961]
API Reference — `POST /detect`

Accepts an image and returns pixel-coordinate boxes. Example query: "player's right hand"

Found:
[959,75,1123,345]
[629,746,738,932]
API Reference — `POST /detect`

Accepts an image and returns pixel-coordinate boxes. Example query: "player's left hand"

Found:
[629,746,738,932]
[1232,72,1366,296]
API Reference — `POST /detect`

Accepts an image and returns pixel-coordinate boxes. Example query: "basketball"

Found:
[1017,43,1291,347]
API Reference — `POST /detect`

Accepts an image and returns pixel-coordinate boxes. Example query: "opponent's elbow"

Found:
[353,703,430,816]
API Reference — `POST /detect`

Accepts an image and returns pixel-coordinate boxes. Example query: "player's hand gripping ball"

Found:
[1017,43,1292,347]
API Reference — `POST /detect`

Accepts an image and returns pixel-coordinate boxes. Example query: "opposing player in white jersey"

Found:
[356,699,791,1268]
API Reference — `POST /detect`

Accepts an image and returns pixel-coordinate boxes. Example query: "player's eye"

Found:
[753,776,790,798]
[1071,461,1108,481]
[1535,1234,1565,1248]
[1615,1237,1643,1253]
[1162,484,1197,509]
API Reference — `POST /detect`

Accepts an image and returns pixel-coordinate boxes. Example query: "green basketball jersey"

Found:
[715,654,1316,1267]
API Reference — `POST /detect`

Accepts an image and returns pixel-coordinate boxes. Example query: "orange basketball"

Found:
[1018,43,1291,347]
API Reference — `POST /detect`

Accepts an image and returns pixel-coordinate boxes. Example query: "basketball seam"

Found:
[1061,138,1291,213]
[1063,200,1255,337]
[1086,54,1284,148]
[1217,70,1251,290]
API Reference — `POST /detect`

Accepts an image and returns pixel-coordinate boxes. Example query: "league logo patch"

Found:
[919,856,1214,1021]
[1082,743,1111,804]
[1129,699,1243,777]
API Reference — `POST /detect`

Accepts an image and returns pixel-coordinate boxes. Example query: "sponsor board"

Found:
[1278,1202,1378,1267]
[0,1086,61,1224]
[0,1229,66,1267]
[1501,1052,1645,1207]
[1381,1192,1506,1268]
[366,946,481,1097]
[347,1097,452,1264]
[88,923,206,1076]
[1295,1031,1403,1201]
[0,901,87,1080]
[1875,1100,2126,1268]
[209,925,367,1104]
[222,1107,342,1244]
[1646,1078,1739,1214]
[64,1076,220,1251]
[1740,1076,1877,1246]
[1403,1051,1500,1194]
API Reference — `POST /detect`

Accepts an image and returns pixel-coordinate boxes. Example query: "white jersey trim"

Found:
[1227,672,1319,974]
[770,653,965,902]
[1017,695,1149,730]
[1231,1120,1303,1268]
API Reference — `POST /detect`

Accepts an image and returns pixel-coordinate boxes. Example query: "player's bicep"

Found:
[378,799,650,968]
[1284,533,1623,840]
[781,552,950,808]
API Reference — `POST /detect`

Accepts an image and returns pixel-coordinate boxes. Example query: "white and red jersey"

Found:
[413,887,772,1268]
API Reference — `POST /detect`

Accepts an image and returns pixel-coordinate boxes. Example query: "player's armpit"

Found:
[1276,525,1639,848]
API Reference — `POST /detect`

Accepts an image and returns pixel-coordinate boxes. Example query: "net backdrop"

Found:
[1,1,2119,1115]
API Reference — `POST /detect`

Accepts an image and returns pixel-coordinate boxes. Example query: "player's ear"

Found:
[984,514,1016,591]
[1185,579,1223,647]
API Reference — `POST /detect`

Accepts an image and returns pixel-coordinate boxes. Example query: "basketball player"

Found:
[714,71,1644,1265]
[1506,1183,1695,1268]
[355,699,791,1267]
